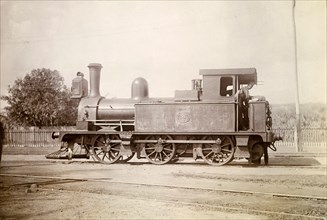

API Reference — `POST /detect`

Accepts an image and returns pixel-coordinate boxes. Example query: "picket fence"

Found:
[3,127,72,148]
[273,128,327,152]
[2,127,327,152]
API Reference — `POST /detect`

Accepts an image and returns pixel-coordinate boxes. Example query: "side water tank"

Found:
[131,77,149,100]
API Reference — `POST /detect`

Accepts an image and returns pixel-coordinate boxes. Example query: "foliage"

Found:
[271,103,327,128]
[0,113,9,130]
[1,68,79,127]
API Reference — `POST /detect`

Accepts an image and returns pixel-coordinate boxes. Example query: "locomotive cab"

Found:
[200,68,256,101]
[200,68,260,131]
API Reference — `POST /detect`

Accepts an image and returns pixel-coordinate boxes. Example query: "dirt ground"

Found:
[0,153,326,220]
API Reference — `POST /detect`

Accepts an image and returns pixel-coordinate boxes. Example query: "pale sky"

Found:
[1,0,326,108]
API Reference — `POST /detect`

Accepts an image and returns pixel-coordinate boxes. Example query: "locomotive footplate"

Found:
[133,140,225,144]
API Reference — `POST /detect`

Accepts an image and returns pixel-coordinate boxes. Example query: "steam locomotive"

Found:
[49,63,280,166]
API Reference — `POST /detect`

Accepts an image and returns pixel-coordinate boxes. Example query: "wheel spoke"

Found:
[205,151,214,158]
[147,150,156,157]
[221,143,231,148]
[154,152,158,161]
[109,151,117,159]
[102,153,106,161]
[162,151,169,158]
[96,150,102,157]
[159,153,163,161]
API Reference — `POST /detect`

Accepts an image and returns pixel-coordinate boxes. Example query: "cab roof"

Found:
[199,68,257,84]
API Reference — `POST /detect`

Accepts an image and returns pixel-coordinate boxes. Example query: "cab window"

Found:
[220,77,234,97]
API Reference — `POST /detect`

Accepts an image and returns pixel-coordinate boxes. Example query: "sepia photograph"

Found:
[0,0,326,219]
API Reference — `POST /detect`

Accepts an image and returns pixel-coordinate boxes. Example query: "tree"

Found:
[1,68,78,127]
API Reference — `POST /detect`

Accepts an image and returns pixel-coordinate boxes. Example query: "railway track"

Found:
[2,156,326,170]
[1,173,326,201]
[1,173,326,219]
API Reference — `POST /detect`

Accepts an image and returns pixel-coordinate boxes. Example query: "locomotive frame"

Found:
[49,63,280,166]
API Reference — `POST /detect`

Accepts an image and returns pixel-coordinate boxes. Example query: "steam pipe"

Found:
[88,63,102,97]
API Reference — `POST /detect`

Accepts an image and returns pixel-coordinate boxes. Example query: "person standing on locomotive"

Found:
[236,81,255,130]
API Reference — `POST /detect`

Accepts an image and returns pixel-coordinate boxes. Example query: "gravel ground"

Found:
[1,144,327,219]
[1,152,327,220]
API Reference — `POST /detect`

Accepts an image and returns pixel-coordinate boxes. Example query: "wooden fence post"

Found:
[33,127,36,147]
[294,127,299,152]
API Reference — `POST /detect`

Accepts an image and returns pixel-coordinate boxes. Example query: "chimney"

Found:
[88,63,102,97]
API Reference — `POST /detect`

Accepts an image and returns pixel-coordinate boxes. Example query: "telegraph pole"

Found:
[292,0,302,151]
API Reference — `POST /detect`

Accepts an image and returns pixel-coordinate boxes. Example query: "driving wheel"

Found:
[91,134,121,164]
[201,135,235,166]
[144,135,176,165]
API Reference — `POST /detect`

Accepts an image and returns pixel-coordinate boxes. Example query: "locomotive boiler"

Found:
[71,63,149,131]
[49,63,280,166]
